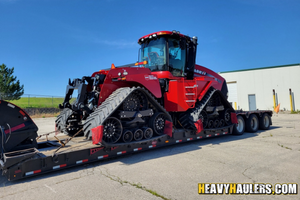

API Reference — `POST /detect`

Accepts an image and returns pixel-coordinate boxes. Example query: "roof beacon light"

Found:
[111,63,116,69]
[153,34,157,37]
[158,31,167,35]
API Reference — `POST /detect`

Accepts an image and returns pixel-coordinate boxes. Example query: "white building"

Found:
[219,63,300,111]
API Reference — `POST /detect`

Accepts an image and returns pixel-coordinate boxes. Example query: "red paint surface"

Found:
[91,125,104,144]
[231,113,238,124]
[138,31,185,41]
[164,120,173,137]
[4,123,25,134]
[194,119,203,134]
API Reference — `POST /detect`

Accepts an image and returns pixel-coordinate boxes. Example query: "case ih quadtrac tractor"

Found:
[55,30,234,146]
[1,30,272,180]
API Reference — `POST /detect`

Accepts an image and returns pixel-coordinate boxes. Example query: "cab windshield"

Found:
[140,37,167,72]
[139,37,186,76]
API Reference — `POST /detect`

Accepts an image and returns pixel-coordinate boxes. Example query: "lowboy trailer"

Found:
[0,100,271,181]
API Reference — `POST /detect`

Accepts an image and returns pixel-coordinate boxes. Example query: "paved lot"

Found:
[0,114,299,200]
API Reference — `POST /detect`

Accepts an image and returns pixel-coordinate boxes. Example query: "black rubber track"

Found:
[179,87,216,130]
[83,87,172,141]
[55,108,73,135]
[179,87,235,132]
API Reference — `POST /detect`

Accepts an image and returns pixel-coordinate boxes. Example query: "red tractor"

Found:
[56,30,235,146]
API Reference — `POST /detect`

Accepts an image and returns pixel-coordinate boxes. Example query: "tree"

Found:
[0,64,24,100]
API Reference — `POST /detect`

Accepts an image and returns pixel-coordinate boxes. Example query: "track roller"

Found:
[143,127,153,139]
[208,120,214,129]
[122,130,133,143]
[133,129,143,141]
[213,119,219,128]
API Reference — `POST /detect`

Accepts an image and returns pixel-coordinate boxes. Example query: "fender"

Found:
[98,67,162,105]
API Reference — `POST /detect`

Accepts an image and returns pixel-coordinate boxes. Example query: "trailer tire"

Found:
[232,115,245,135]
[245,114,259,133]
[259,113,271,130]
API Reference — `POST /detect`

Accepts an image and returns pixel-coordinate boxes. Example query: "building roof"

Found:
[219,63,300,74]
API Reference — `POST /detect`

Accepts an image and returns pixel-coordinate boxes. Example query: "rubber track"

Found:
[55,108,73,134]
[179,87,216,130]
[83,87,172,140]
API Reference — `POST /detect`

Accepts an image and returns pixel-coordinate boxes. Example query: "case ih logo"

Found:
[194,69,207,75]
[144,75,157,80]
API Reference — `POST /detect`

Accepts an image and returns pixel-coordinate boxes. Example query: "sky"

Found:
[0,0,299,97]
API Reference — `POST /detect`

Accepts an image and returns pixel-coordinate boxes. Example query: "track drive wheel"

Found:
[232,115,245,135]
[259,113,271,130]
[245,114,259,133]
[102,117,123,144]
[123,90,148,111]
[223,108,231,125]
[149,112,166,136]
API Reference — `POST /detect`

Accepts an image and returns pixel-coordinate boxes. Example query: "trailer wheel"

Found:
[245,114,259,133]
[233,115,245,135]
[259,113,271,130]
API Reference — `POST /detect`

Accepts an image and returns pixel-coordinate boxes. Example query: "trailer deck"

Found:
[1,126,233,181]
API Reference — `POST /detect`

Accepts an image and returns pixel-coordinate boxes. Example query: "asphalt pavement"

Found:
[0,114,299,200]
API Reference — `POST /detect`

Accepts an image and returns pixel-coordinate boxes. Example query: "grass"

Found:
[291,110,300,114]
[277,143,292,150]
[7,97,75,109]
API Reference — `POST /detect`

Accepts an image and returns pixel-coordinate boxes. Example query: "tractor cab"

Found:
[138,31,197,79]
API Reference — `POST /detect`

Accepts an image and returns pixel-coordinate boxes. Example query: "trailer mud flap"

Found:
[194,119,203,134]
[231,113,238,124]
[92,125,103,144]
[164,120,173,137]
